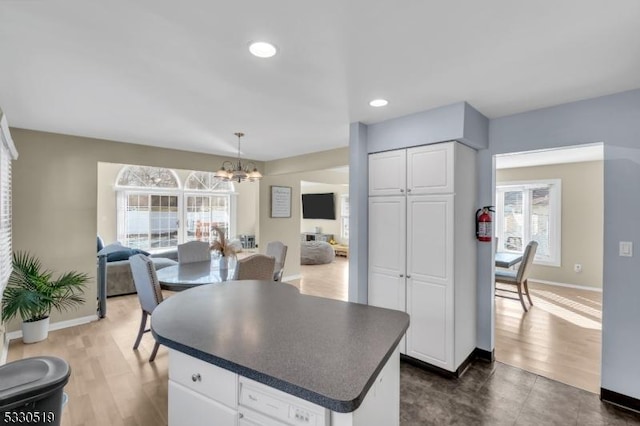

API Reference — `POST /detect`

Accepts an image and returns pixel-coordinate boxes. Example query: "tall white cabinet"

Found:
[368,141,476,374]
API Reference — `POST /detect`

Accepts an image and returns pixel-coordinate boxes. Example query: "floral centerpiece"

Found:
[210,226,237,258]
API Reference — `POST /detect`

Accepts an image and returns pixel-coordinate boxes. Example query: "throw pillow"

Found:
[106,248,151,262]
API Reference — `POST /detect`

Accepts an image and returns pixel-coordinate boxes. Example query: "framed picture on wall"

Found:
[271,186,292,218]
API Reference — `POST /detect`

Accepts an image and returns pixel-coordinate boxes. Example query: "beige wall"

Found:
[497,160,603,289]
[264,148,348,175]
[301,182,349,245]
[8,128,263,332]
[96,162,259,245]
[259,170,349,279]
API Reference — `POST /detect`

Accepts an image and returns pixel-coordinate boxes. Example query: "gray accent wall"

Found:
[366,102,489,154]
[348,122,368,303]
[487,89,640,398]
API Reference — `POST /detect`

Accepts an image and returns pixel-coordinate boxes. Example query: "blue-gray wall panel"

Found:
[488,89,640,398]
[366,102,465,153]
[349,122,369,304]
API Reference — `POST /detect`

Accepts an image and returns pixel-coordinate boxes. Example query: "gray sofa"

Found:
[98,242,178,297]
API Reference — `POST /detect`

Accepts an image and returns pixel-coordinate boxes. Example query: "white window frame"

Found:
[495,179,562,267]
[116,189,181,251]
[115,167,238,253]
[0,111,18,301]
[182,191,237,244]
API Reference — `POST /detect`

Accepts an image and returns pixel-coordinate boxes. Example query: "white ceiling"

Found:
[1,1,639,161]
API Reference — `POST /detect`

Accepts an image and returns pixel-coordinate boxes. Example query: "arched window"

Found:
[116,165,180,189]
[185,171,235,192]
[183,172,236,245]
[116,166,181,251]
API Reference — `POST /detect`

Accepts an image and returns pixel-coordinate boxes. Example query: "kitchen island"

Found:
[151,280,409,426]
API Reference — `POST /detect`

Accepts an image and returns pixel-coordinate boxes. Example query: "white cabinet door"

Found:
[407,143,454,194]
[405,195,454,370]
[169,380,237,426]
[368,196,406,312]
[369,150,407,196]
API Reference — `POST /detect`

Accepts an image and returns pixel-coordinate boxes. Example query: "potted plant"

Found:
[1,251,89,343]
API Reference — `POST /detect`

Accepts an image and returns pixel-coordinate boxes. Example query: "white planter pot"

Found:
[22,317,50,344]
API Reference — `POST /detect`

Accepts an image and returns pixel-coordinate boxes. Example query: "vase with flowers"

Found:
[210,226,238,280]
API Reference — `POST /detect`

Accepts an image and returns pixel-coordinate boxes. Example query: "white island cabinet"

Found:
[168,347,400,426]
[152,281,408,426]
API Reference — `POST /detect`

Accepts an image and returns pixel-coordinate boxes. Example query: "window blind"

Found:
[0,110,18,299]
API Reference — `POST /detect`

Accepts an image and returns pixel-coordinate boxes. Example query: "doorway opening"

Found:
[493,143,603,393]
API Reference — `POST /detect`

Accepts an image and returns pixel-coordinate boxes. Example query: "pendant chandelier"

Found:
[214,132,262,183]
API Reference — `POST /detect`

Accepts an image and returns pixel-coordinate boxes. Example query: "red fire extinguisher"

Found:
[475,206,494,242]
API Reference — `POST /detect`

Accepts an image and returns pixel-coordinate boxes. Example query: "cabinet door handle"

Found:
[191,373,201,382]
[399,274,404,278]
[238,413,244,419]
[407,188,412,192]
[407,275,411,278]
[400,188,404,193]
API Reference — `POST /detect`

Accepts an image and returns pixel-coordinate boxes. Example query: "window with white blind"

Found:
[0,111,18,299]
[495,179,561,266]
[116,166,181,251]
[115,167,236,251]
[183,172,236,245]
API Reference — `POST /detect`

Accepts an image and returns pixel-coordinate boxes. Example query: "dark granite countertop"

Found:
[151,280,409,413]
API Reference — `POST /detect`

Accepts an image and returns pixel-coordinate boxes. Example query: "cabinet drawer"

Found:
[169,380,237,426]
[169,349,238,408]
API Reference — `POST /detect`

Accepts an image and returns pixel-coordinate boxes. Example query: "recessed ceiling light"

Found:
[249,41,277,58]
[369,99,389,107]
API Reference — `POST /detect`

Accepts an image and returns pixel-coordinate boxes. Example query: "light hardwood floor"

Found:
[7,259,602,425]
[495,280,602,393]
[288,256,349,301]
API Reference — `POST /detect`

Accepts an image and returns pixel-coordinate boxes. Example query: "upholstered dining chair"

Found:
[177,241,211,264]
[129,254,163,362]
[235,254,276,281]
[495,240,538,312]
[266,241,288,281]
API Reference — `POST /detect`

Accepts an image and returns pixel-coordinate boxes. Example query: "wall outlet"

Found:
[574,263,582,273]
[620,241,633,257]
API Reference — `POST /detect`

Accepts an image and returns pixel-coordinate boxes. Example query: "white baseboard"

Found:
[530,278,602,292]
[6,314,99,341]
[282,274,302,282]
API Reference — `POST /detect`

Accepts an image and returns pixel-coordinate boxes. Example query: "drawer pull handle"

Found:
[400,189,404,193]
[239,413,244,419]
[249,394,258,401]
[399,274,404,278]
[191,373,201,382]
[407,275,411,278]
[407,188,412,192]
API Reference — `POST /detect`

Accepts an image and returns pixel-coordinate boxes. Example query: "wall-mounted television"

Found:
[302,193,336,220]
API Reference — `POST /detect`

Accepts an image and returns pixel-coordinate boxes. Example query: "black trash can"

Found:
[0,356,70,426]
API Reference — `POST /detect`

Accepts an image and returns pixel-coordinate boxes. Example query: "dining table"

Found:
[495,252,523,269]
[156,259,233,291]
[156,256,284,291]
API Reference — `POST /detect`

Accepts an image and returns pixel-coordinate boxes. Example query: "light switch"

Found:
[619,241,633,257]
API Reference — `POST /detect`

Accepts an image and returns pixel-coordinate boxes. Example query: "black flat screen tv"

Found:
[302,193,336,220]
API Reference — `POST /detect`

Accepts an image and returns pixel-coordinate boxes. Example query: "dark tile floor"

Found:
[401,360,640,425]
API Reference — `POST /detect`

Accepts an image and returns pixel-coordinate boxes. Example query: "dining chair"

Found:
[266,241,288,281]
[495,241,538,312]
[129,254,163,362]
[177,240,211,264]
[235,254,276,281]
